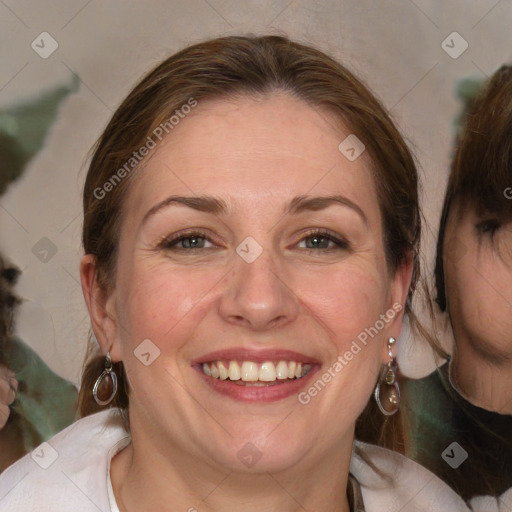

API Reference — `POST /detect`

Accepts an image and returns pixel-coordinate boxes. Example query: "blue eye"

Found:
[160,232,214,250]
[299,229,351,251]
[159,229,350,253]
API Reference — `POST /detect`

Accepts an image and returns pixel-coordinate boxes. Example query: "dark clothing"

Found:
[402,361,512,500]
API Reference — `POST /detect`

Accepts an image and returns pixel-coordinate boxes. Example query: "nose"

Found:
[218,247,299,331]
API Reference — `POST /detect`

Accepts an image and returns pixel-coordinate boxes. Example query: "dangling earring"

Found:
[93,351,118,406]
[374,336,400,416]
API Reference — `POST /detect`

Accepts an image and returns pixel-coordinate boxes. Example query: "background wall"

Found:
[0,0,509,386]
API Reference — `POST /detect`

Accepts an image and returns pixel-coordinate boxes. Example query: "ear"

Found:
[381,252,414,363]
[80,254,122,362]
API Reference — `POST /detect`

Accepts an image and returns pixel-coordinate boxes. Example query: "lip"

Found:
[194,364,319,402]
[192,348,321,365]
[191,347,321,403]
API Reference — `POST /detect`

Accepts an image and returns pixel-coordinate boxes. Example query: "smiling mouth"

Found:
[201,360,312,386]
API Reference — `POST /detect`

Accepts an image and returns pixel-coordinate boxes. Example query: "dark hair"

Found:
[435,65,512,311]
[79,35,427,442]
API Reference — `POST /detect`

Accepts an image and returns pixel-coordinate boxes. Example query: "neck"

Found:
[450,342,512,414]
[111,418,352,512]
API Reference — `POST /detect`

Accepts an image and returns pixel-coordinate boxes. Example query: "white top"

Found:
[0,408,508,511]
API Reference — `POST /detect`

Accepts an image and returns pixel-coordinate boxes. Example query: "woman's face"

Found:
[444,202,512,360]
[93,93,409,473]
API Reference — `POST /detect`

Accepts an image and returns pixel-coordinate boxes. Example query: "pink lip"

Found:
[191,347,321,403]
[192,348,320,365]
[194,365,319,403]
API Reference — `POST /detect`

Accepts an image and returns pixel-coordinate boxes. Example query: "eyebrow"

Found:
[142,194,368,225]
[287,195,368,224]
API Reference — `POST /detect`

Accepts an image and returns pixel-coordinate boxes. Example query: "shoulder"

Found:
[351,440,470,511]
[0,408,130,512]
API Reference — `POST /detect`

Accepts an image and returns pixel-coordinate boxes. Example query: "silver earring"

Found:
[93,351,118,406]
[374,336,400,416]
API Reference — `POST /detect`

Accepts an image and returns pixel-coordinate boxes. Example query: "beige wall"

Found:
[0,0,509,385]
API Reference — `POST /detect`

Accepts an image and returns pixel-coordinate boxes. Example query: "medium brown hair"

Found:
[79,35,427,443]
[435,65,512,311]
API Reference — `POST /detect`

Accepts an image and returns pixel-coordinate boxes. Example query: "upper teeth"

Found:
[202,361,312,382]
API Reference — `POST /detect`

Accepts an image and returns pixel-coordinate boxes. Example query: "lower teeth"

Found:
[227,377,304,386]
[233,380,286,386]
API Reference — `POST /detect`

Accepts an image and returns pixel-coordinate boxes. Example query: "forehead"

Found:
[124,93,380,224]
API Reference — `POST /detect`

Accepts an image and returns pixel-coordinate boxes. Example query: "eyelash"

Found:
[159,228,350,253]
[299,229,350,251]
[475,218,501,238]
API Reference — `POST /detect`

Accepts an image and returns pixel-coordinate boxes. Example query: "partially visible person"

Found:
[0,68,80,472]
[0,259,18,431]
[0,365,16,429]
[0,254,78,471]
[401,65,512,502]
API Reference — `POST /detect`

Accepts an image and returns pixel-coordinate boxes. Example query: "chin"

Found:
[208,428,312,474]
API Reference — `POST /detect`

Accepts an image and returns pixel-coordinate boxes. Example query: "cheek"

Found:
[448,253,512,346]
[115,260,215,350]
[470,265,512,333]
[477,256,512,309]
[297,276,387,433]
[446,257,479,328]
[300,259,390,336]
[297,265,388,372]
